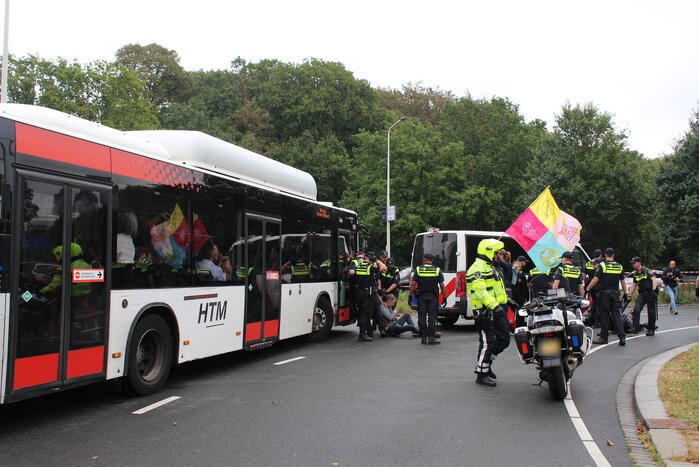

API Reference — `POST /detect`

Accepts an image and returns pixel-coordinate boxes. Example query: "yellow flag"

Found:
[529,187,561,228]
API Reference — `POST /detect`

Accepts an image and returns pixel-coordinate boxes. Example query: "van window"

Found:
[412,233,457,272]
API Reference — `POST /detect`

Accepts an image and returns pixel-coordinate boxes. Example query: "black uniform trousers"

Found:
[598,290,625,340]
[417,293,438,338]
[475,308,511,374]
[632,292,657,330]
[355,288,374,335]
[587,291,599,325]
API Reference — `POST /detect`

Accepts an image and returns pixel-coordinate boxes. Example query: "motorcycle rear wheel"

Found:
[546,365,568,400]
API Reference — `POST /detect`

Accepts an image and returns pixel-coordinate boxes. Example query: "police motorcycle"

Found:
[513,289,593,400]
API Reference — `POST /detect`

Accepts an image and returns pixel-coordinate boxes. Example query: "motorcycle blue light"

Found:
[572,335,579,347]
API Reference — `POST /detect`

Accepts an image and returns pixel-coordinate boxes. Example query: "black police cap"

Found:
[378,250,388,257]
[516,255,528,262]
[630,256,642,264]
[424,253,435,260]
[386,257,395,266]
[561,251,574,259]
[605,247,615,255]
[593,249,602,257]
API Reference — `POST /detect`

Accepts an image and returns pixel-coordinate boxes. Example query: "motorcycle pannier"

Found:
[514,328,533,359]
[567,322,585,352]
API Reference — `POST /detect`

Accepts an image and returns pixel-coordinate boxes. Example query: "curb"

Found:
[634,342,697,465]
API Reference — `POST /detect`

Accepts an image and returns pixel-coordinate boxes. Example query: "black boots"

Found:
[358,333,373,342]
[476,374,497,387]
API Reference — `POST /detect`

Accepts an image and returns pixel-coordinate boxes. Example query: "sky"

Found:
[5,0,699,158]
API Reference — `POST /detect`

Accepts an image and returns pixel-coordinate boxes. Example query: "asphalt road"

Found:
[1,305,698,467]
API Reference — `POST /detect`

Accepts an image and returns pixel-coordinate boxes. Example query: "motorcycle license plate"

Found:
[538,338,561,356]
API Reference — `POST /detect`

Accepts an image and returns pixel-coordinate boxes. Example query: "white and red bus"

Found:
[0,104,360,403]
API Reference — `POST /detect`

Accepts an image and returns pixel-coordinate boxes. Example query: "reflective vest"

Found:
[237,266,253,280]
[600,261,623,275]
[466,258,507,310]
[291,260,311,276]
[414,264,441,295]
[559,263,582,279]
[320,259,332,268]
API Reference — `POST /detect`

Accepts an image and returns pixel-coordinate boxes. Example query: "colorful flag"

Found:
[505,187,582,272]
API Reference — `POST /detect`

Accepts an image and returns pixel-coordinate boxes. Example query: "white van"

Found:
[410,228,591,324]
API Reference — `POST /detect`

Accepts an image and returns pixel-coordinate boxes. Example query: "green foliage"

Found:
[8,55,158,130]
[524,103,662,263]
[377,82,455,125]
[115,43,192,110]
[657,107,699,268]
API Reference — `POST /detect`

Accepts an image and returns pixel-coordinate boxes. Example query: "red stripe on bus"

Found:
[245,322,262,341]
[13,353,59,389]
[439,277,457,303]
[16,123,111,172]
[263,319,279,337]
[111,148,204,189]
[67,346,105,379]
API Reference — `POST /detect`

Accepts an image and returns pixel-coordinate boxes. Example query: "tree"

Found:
[340,121,502,265]
[8,55,158,130]
[236,58,389,145]
[269,133,350,203]
[377,82,455,125]
[657,106,699,268]
[439,95,547,225]
[524,103,662,263]
[115,43,192,111]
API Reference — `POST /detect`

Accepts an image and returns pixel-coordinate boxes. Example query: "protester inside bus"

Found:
[196,241,227,281]
[116,211,138,264]
[378,294,421,337]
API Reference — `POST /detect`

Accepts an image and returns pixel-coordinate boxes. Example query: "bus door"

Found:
[337,230,355,325]
[243,215,281,347]
[8,173,110,399]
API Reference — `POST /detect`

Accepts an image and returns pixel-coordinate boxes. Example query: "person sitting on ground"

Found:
[378,294,421,338]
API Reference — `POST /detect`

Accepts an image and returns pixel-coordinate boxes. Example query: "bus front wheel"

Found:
[124,314,173,396]
[307,297,333,342]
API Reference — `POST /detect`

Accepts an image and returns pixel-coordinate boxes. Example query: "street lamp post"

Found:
[1,0,9,104]
[386,116,407,257]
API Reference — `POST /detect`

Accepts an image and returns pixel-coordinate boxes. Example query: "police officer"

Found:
[584,249,603,325]
[409,253,446,345]
[467,239,510,387]
[551,251,585,296]
[379,257,401,307]
[587,247,628,346]
[628,256,658,336]
[347,252,385,341]
[528,266,552,298]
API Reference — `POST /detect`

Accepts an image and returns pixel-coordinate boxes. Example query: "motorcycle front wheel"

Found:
[546,365,568,400]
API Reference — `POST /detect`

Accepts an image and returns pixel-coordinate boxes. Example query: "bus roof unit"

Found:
[129,130,318,201]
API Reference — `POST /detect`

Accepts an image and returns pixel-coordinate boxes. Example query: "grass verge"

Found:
[658,343,699,463]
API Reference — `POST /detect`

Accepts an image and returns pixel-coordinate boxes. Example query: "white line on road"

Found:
[272,356,306,366]
[567,324,699,467]
[131,396,181,415]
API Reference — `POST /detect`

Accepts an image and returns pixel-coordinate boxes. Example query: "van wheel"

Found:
[307,297,333,342]
[438,314,459,326]
[124,314,173,396]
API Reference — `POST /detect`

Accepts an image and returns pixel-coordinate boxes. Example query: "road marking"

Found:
[272,356,306,366]
[567,324,699,466]
[131,396,181,415]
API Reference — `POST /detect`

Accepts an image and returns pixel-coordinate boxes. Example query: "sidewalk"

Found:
[635,343,699,466]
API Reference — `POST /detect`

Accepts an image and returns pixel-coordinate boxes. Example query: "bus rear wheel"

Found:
[124,314,173,396]
[307,297,333,342]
